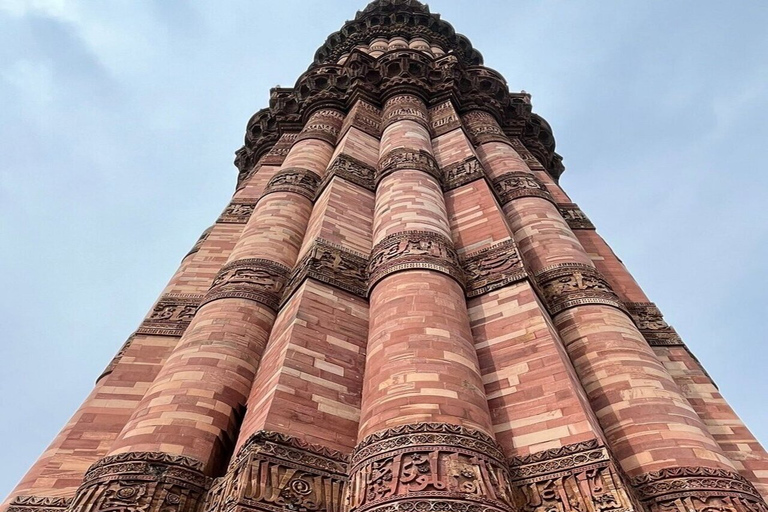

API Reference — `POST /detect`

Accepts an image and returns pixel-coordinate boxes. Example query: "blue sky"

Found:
[1,0,767,498]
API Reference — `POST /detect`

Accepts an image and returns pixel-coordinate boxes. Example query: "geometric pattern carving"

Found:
[348,423,515,512]
[282,238,368,304]
[350,101,382,139]
[137,294,203,337]
[461,239,526,298]
[7,496,72,512]
[202,258,291,311]
[558,203,595,230]
[429,100,461,138]
[264,168,322,201]
[462,111,509,146]
[535,263,625,315]
[492,171,554,206]
[318,154,376,195]
[382,94,429,130]
[630,467,768,512]
[69,452,209,512]
[204,431,348,512]
[443,157,486,192]
[295,109,345,146]
[217,200,259,224]
[368,230,464,291]
[377,148,442,188]
[624,302,685,347]
[508,439,637,512]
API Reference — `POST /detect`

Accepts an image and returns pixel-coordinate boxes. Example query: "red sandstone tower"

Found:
[5,2,768,512]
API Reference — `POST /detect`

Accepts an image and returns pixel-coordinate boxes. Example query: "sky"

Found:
[1,0,767,499]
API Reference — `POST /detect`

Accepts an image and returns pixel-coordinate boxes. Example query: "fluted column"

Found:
[348,95,514,512]
[65,109,344,512]
[464,110,767,512]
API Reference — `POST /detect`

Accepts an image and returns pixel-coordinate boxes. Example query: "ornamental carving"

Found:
[203,259,291,311]
[461,240,526,298]
[558,203,595,230]
[368,231,464,290]
[492,171,554,206]
[630,467,767,512]
[296,109,345,145]
[509,440,637,512]
[97,335,135,383]
[69,452,208,512]
[184,226,214,259]
[265,167,322,201]
[137,294,203,337]
[535,263,624,315]
[624,302,684,347]
[204,431,348,512]
[462,111,509,146]
[261,133,298,166]
[345,100,382,139]
[429,101,461,138]
[348,423,514,512]
[217,200,258,224]
[8,496,72,512]
[443,157,486,191]
[382,94,429,129]
[377,148,442,187]
[282,239,369,303]
[318,154,376,194]
[508,138,546,172]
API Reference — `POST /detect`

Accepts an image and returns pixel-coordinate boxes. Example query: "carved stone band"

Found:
[137,294,203,337]
[377,148,442,188]
[558,203,595,230]
[508,138,547,172]
[630,467,767,512]
[206,430,348,512]
[7,496,72,512]
[350,101,382,139]
[429,101,462,138]
[461,239,526,298]
[492,171,554,206]
[462,111,510,146]
[443,156,486,191]
[282,239,368,305]
[217,199,258,224]
[382,94,430,130]
[202,258,291,311]
[508,439,637,512]
[624,302,685,347]
[535,263,625,315]
[70,452,208,512]
[368,230,464,292]
[184,225,213,259]
[348,423,514,512]
[317,154,376,196]
[264,167,322,201]
[295,108,345,146]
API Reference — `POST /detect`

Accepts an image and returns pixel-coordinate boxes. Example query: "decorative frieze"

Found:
[318,154,376,195]
[508,138,547,171]
[382,94,429,129]
[69,452,209,512]
[368,230,464,291]
[462,111,509,146]
[349,101,382,139]
[443,156,486,191]
[630,467,767,512]
[137,294,203,337]
[7,496,72,512]
[295,109,345,145]
[202,259,291,311]
[184,226,214,259]
[348,423,514,512]
[491,171,554,206]
[558,203,595,230]
[282,239,368,303]
[535,263,624,315]
[508,440,637,512]
[204,431,348,512]
[264,167,322,201]
[429,100,461,138]
[377,148,442,187]
[261,133,298,166]
[217,200,258,224]
[461,240,527,298]
[624,302,684,347]
[96,335,135,383]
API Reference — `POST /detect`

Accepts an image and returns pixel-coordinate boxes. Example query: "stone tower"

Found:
[5,2,767,512]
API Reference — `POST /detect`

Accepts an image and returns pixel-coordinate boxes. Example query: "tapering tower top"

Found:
[313,0,483,68]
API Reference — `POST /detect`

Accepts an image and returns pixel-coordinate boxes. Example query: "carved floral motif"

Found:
[377,148,442,187]
[217,200,258,224]
[368,231,464,291]
[492,172,554,206]
[137,294,203,337]
[558,203,595,230]
[202,259,291,311]
[8,496,72,512]
[535,263,624,315]
[265,168,322,201]
[461,240,526,297]
[443,157,486,191]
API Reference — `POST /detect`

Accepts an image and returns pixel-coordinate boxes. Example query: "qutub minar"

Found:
[5,2,768,512]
